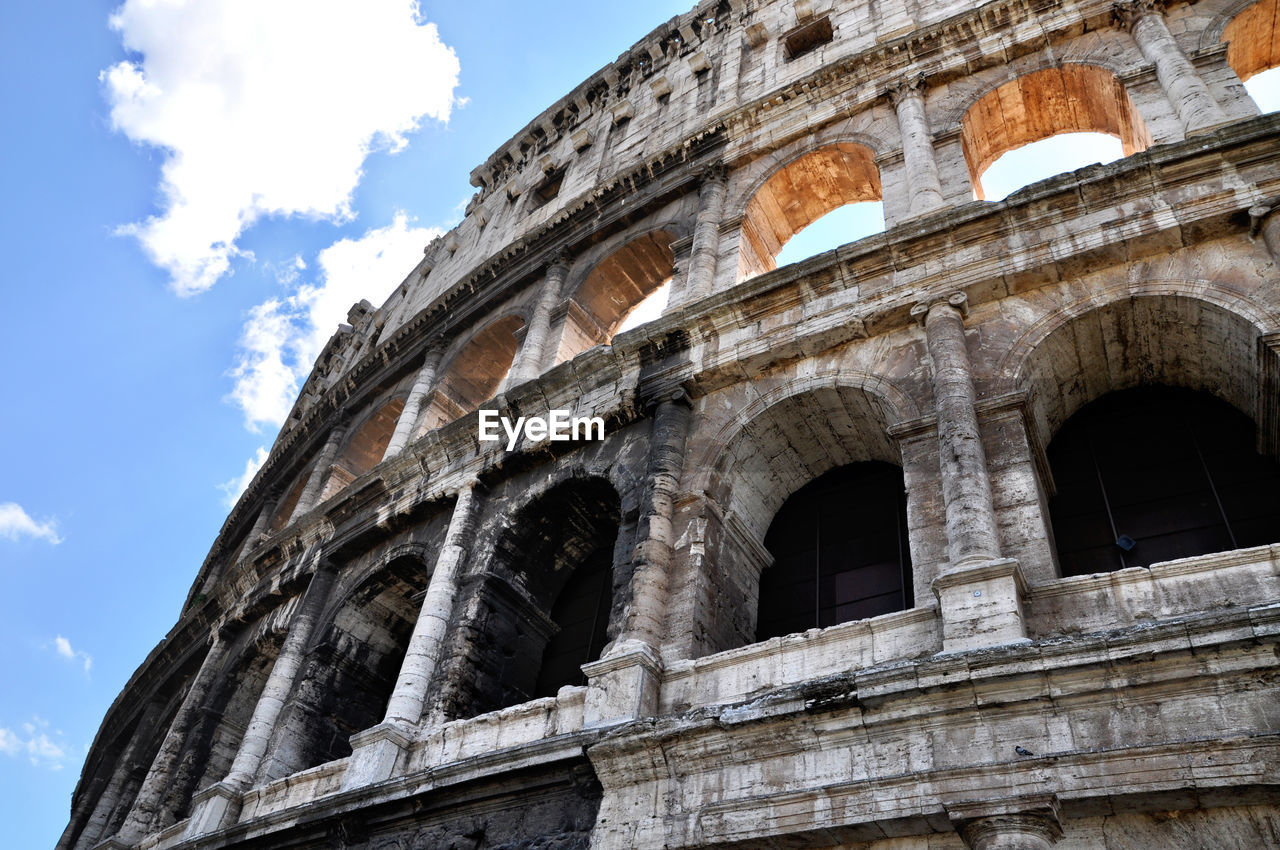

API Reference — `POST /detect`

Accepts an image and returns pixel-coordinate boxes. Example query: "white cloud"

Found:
[219,446,269,506]
[0,502,62,545]
[0,718,68,770]
[102,0,460,295]
[229,212,441,433]
[53,636,93,674]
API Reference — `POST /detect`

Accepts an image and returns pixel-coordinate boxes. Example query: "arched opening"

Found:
[159,627,284,821]
[257,555,431,780]
[1224,0,1280,112]
[1047,387,1280,576]
[268,468,311,533]
[449,478,621,717]
[737,143,883,281]
[960,65,1152,200]
[772,201,885,267]
[699,383,912,653]
[419,315,525,433]
[319,397,405,501]
[556,231,675,363]
[756,461,912,641]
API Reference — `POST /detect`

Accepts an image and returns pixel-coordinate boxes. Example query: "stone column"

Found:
[384,483,478,725]
[184,562,337,838]
[243,489,279,546]
[583,393,691,727]
[889,75,946,216]
[1252,203,1280,267]
[507,253,570,386]
[915,293,1000,566]
[381,345,445,461]
[912,293,1028,652]
[1119,0,1226,134]
[114,633,231,843]
[292,426,346,517]
[343,483,482,788]
[682,163,729,304]
[948,795,1063,850]
[65,700,169,850]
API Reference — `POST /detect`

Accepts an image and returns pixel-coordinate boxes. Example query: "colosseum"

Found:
[61,0,1280,847]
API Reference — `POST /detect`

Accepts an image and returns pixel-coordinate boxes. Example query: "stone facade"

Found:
[63,0,1280,848]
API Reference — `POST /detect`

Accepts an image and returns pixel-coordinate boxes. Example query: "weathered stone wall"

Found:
[63,0,1280,847]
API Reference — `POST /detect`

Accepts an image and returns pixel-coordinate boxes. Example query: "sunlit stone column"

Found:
[184,561,337,837]
[914,293,1028,652]
[682,163,729,303]
[888,74,946,216]
[292,426,346,517]
[382,345,445,461]
[384,483,478,726]
[243,488,279,545]
[114,633,232,843]
[1119,0,1226,134]
[342,482,481,788]
[915,293,1000,565]
[507,253,570,386]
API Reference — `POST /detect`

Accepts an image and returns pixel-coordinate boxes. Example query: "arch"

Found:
[555,230,676,363]
[959,64,1153,199]
[693,378,913,649]
[689,370,917,512]
[1222,0,1280,83]
[736,142,882,280]
[319,396,406,501]
[268,466,312,534]
[256,553,432,781]
[419,314,526,433]
[448,477,622,718]
[1005,289,1273,446]
[1046,386,1280,576]
[156,616,290,822]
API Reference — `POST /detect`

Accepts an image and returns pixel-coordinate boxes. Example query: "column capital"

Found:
[1113,0,1165,28]
[885,71,927,106]
[947,793,1063,849]
[910,291,968,325]
[546,246,573,276]
[698,160,729,187]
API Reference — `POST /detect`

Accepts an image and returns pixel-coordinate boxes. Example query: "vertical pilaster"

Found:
[382,345,445,461]
[68,700,168,850]
[507,253,571,386]
[184,562,337,838]
[114,633,231,844]
[1118,0,1226,134]
[243,489,279,547]
[889,75,946,217]
[292,427,346,517]
[682,163,729,304]
[913,293,1028,652]
[915,293,1000,566]
[343,483,481,788]
[583,393,691,727]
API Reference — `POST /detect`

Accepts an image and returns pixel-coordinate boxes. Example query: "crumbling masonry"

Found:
[64,0,1280,847]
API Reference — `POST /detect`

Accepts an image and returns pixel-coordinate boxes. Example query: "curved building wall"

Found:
[63,0,1280,848]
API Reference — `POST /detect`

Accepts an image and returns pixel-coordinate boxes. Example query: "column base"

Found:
[932,558,1030,653]
[342,721,414,789]
[581,640,663,728]
[183,781,242,840]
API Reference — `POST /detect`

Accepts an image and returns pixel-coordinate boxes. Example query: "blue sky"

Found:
[1,3,1277,847]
